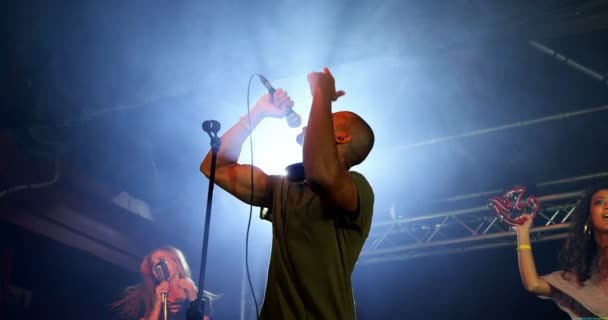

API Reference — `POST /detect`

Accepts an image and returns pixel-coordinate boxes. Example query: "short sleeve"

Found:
[259,175,282,223]
[347,171,374,236]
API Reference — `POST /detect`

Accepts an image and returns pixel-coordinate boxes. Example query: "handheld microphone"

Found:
[154,259,170,282]
[258,74,302,128]
[154,259,170,320]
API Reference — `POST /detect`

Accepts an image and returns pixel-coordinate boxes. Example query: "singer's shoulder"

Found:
[348,170,369,181]
[348,171,373,193]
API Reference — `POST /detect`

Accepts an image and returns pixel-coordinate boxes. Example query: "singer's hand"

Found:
[154,280,170,303]
[513,214,534,235]
[307,67,345,102]
[173,277,197,301]
[254,88,294,119]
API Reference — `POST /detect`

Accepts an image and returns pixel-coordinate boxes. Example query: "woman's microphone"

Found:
[258,74,302,128]
[155,259,170,281]
[154,259,170,320]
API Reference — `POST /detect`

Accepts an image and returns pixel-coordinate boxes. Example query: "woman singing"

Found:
[113,246,219,320]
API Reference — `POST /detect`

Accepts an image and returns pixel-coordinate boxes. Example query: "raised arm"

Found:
[200,89,294,207]
[303,68,358,213]
[515,214,552,296]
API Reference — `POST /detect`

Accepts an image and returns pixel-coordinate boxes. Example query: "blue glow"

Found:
[241,75,311,175]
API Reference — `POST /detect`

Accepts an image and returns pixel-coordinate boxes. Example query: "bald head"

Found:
[333,111,375,168]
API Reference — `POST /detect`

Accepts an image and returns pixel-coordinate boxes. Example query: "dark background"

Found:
[2,0,608,319]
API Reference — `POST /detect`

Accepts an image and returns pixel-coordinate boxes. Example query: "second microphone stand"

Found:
[187,120,221,320]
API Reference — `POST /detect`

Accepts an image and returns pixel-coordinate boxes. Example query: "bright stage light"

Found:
[240,76,312,175]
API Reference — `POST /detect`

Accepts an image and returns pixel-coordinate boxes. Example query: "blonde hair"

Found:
[113,246,219,319]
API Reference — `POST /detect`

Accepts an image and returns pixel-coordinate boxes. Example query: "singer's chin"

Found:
[168,301,182,313]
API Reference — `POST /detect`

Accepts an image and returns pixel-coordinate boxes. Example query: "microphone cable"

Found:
[243,74,261,319]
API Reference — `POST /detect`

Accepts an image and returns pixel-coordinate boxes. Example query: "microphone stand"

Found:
[187,120,221,320]
[161,292,168,320]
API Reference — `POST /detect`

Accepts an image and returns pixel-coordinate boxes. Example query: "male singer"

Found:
[200,67,375,319]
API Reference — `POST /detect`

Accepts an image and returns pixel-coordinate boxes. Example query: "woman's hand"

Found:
[154,280,170,303]
[176,277,197,301]
[513,214,534,236]
[168,277,197,302]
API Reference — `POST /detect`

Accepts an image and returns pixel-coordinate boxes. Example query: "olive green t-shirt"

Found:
[259,171,374,320]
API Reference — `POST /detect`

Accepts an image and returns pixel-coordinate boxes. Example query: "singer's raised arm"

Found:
[200,89,295,207]
[304,68,361,214]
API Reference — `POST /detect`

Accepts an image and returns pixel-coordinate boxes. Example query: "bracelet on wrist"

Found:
[517,244,532,251]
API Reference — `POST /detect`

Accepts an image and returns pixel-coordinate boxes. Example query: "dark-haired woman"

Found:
[515,183,608,319]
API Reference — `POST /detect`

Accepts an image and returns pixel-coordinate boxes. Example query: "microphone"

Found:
[154,259,170,282]
[154,259,170,320]
[258,74,302,128]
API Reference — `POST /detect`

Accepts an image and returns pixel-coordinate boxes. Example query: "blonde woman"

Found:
[113,246,218,320]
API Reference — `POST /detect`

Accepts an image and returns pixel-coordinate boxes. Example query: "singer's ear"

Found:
[335,133,351,144]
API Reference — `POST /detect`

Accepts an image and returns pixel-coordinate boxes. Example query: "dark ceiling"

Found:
[3,0,608,250]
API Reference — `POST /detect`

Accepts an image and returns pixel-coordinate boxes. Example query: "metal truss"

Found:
[360,39,608,265]
[360,190,583,265]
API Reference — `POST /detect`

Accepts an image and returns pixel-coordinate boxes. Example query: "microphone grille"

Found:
[286,112,302,128]
[155,259,170,281]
